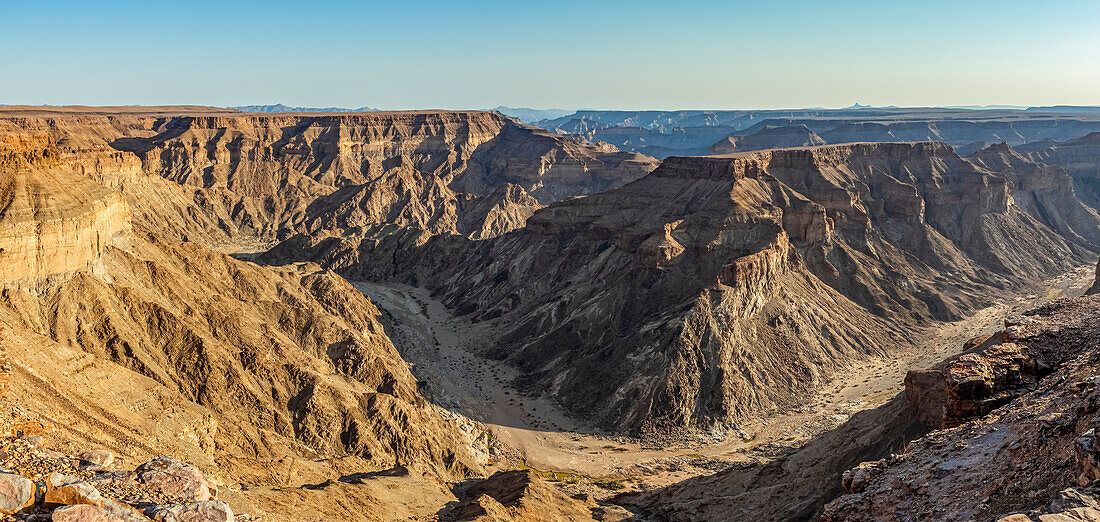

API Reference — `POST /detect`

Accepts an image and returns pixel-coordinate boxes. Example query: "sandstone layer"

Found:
[0,134,132,285]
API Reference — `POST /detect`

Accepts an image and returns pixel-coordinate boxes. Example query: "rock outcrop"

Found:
[446,470,619,521]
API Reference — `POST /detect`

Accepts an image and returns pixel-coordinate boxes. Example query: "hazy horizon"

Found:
[3,0,1099,110]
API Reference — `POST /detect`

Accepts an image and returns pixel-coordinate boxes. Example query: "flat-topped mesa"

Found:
[0,134,132,285]
[709,124,827,155]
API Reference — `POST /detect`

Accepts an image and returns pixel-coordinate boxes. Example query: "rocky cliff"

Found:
[968,142,1100,251]
[1023,132,1100,213]
[0,133,132,285]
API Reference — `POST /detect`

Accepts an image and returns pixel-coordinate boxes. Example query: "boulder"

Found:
[842,460,884,494]
[51,504,111,522]
[0,471,35,514]
[147,501,233,522]
[78,450,115,471]
[1038,507,1100,521]
[45,473,106,507]
[42,473,144,521]
[1049,490,1100,514]
[134,458,214,502]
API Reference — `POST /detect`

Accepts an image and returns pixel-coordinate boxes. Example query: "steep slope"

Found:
[968,142,1100,250]
[266,142,1092,435]
[1024,132,1100,211]
[619,395,924,521]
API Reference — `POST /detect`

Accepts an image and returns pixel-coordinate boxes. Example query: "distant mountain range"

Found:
[229,104,379,113]
[1025,105,1100,113]
[488,106,574,123]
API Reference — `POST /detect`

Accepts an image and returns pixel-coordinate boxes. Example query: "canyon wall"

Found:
[0,133,133,285]
[113,112,656,242]
[0,108,669,517]
[268,141,1094,434]
[1,110,656,250]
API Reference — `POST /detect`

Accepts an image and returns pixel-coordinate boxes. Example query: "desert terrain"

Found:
[2,104,1100,522]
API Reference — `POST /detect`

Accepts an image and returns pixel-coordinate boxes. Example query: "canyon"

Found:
[2,104,1100,521]
[535,108,1100,159]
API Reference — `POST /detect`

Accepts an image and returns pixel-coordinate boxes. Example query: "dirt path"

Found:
[353,264,1096,490]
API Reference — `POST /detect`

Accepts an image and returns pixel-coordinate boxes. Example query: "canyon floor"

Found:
[354,264,1097,503]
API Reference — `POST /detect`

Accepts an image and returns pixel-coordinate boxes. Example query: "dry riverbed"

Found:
[353,264,1097,498]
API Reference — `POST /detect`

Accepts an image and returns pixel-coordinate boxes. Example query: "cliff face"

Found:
[969,142,1100,251]
[269,141,1091,434]
[0,133,133,285]
[1024,132,1100,212]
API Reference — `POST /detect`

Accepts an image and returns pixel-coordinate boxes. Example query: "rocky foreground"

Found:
[0,324,238,521]
[823,281,1100,521]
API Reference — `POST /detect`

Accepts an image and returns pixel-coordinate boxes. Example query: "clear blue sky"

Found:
[2,0,1098,110]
